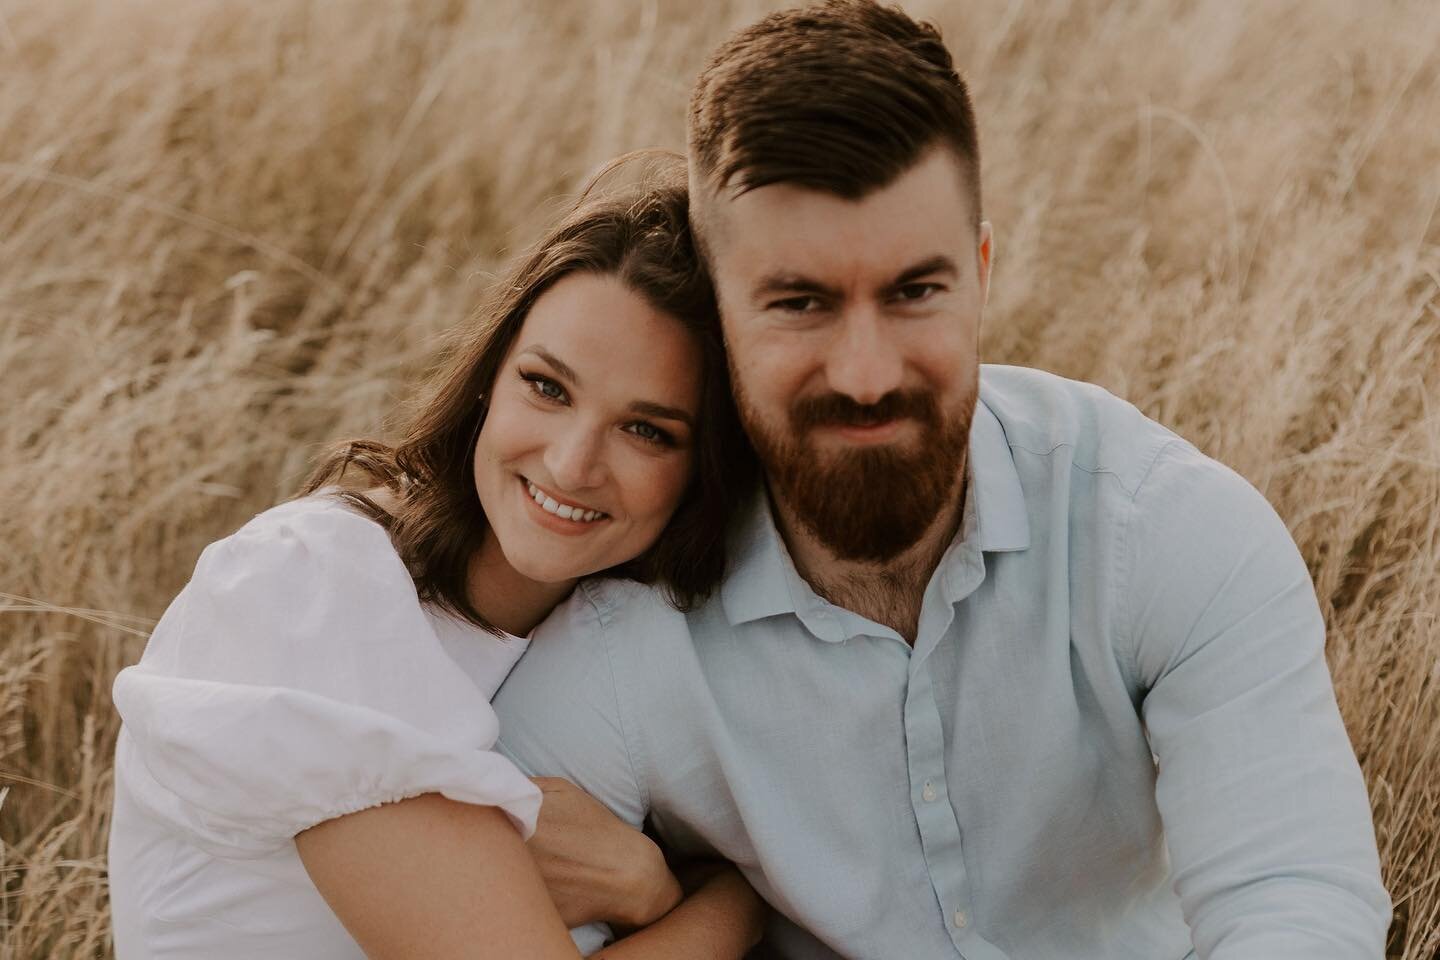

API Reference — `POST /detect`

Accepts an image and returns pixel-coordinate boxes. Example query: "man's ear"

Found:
[976,220,994,308]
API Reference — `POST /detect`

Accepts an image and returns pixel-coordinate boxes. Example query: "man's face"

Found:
[702,147,993,562]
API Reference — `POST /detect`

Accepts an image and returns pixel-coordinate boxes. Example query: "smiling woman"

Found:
[104,166,762,959]
[470,272,702,609]
[308,165,756,632]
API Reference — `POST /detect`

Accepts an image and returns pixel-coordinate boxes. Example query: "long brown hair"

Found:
[303,157,756,632]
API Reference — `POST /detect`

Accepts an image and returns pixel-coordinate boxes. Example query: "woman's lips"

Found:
[517,476,609,535]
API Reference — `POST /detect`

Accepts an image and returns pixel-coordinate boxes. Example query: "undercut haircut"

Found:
[688,0,982,228]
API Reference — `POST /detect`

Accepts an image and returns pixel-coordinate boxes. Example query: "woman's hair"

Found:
[302,155,757,632]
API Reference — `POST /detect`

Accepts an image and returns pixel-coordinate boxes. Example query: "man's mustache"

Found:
[791,390,941,431]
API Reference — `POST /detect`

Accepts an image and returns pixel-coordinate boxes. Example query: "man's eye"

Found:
[895,283,941,303]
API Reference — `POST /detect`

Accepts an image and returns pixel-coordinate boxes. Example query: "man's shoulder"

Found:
[533,577,694,647]
[978,363,1187,500]
[978,366,1291,574]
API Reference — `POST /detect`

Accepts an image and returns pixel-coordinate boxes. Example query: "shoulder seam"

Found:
[583,583,651,814]
[1129,438,1189,503]
[1008,438,1182,500]
[1114,437,1197,691]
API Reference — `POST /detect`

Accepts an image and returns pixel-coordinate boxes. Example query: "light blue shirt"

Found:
[493,364,1389,959]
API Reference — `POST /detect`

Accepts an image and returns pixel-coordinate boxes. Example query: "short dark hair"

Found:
[304,157,757,631]
[688,0,981,226]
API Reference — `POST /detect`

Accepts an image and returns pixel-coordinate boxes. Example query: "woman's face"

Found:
[473,271,702,584]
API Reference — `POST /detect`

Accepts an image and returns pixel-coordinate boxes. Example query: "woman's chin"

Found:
[503,547,615,586]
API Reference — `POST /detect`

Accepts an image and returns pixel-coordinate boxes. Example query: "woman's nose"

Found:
[543,422,607,493]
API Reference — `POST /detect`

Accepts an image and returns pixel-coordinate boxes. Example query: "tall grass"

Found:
[1,0,1436,956]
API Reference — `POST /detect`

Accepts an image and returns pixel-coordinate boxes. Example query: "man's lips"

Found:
[811,418,910,443]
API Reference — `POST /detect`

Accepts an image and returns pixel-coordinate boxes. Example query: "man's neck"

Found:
[770,469,968,646]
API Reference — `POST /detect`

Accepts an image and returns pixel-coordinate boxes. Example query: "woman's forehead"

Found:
[516,272,703,412]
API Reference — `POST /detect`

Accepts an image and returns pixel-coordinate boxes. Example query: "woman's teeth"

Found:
[526,480,605,523]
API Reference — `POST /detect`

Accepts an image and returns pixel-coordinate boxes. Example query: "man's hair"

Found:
[688,0,981,227]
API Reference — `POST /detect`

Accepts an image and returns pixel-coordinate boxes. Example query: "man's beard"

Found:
[735,376,975,564]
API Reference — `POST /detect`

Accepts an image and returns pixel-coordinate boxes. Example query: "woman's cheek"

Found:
[654,454,695,520]
[622,453,690,531]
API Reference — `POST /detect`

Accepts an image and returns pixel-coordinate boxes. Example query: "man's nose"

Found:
[824,307,904,406]
[544,421,608,493]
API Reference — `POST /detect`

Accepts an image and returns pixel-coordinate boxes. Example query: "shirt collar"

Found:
[968,392,1031,554]
[719,489,806,627]
[720,392,1031,629]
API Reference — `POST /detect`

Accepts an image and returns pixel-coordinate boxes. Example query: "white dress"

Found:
[108,494,544,959]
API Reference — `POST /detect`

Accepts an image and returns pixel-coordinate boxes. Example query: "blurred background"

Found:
[1,0,1436,955]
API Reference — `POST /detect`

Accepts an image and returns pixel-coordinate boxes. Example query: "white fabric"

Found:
[108,494,542,959]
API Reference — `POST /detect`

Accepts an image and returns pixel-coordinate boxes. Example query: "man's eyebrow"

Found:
[750,273,843,304]
[751,255,960,304]
[518,345,580,386]
[890,255,958,288]
[629,400,694,428]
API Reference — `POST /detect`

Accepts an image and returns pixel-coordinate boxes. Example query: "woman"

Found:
[108,164,764,958]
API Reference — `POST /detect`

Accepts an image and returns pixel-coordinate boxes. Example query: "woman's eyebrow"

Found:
[522,344,692,427]
[518,345,581,385]
[630,400,694,428]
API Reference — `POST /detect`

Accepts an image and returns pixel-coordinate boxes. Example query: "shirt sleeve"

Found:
[1125,441,1390,959]
[490,581,659,955]
[111,498,541,861]
[490,580,650,831]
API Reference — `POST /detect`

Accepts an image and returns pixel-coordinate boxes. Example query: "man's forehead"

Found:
[698,148,975,284]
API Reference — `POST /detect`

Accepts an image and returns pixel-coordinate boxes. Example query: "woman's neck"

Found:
[465,532,576,637]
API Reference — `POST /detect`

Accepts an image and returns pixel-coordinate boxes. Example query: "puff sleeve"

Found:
[112,496,541,861]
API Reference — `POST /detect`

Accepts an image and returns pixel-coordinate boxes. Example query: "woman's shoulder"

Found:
[225,489,395,560]
[134,492,431,683]
[124,489,501,745]
[112,491,542,859]
[190,491,407,605]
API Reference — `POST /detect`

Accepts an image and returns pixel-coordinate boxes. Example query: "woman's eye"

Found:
[520,372,568,403]
[626,421,673,446]
[770,295,822,314]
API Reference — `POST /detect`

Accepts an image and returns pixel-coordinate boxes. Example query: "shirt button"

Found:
[922,781,937,802]
[953,909,968,929]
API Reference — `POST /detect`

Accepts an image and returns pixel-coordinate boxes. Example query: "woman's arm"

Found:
[296,792,765,960]
[591,867,764,960]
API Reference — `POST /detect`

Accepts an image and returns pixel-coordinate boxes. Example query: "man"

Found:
[494,2,1391,957]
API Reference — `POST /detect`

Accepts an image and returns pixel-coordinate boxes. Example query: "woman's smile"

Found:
[473,270,701,584]
[519,475,610,533]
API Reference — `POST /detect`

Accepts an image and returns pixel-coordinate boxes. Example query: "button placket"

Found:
[899,641,1014,959]
[904,666,984,955]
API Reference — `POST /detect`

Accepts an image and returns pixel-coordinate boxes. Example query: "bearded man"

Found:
[494,2,1390,957]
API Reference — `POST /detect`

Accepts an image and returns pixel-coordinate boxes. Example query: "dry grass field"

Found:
[1,0,1437,956]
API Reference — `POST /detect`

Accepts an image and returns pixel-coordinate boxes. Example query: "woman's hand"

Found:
[527,777,682,930]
